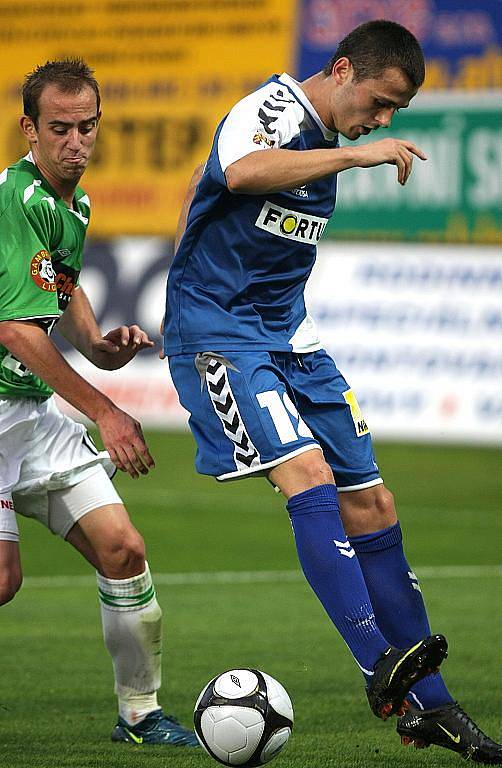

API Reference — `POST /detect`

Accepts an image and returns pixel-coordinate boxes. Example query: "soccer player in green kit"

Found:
[0,59,197,747]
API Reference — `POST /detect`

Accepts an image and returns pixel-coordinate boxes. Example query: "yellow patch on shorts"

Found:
[342,389,370,437]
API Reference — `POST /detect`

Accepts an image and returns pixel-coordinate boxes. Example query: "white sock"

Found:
[97,561,163,725]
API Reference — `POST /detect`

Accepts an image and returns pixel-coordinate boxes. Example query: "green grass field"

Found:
[2,432,502,768]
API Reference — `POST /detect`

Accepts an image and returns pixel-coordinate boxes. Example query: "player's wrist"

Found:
[88,392,116,424]
[340,145,365,170]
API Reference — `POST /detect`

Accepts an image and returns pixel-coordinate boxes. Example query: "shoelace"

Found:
[163,714,181,726]
[449,704,493,744]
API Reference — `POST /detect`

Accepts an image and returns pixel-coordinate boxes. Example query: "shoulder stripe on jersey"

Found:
[23,179,42,203]
[41,196,56,210]
[69,208,88,226]
[0,168,8,186]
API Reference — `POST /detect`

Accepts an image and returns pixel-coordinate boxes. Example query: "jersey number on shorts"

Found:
[257,390,313,444]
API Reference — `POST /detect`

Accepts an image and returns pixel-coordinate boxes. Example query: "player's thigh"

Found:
[291,349,382,491]
[50,465,145,577]
[168,351,321,481]
[11,396,116,532]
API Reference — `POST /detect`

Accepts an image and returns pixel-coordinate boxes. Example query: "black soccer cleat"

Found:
[366,634,448,720]
[397,702,502,763]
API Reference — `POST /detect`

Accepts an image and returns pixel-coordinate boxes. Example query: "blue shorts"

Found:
[168,349,382,491]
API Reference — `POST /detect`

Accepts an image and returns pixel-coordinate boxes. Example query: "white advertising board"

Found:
[59,239,502,444]
[306,242,502,444]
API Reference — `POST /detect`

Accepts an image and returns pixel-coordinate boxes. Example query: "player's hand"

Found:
[95,404,155,479]
[159,315,165,360]
[92,325,154,369]
[354,138,427,185]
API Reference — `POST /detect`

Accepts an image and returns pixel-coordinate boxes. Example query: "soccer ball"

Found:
[194,668,294,766]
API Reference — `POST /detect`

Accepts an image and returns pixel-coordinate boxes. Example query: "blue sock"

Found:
[287,484,389,679]
[349,522,454,709]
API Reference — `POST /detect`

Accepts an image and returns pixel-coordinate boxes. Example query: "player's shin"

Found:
[287,484,389,677]
[349,522,453,709]
[97,561,163,725]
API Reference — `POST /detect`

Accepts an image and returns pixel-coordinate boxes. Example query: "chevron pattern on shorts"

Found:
[205,359,261,471]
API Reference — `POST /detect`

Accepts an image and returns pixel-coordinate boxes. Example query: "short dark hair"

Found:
[22,58,101,126]
[323,19,425,87]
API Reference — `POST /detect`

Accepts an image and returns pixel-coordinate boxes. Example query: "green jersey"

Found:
[0,152,90,399]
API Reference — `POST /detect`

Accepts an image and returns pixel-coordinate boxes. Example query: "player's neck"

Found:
[300,72,336,132]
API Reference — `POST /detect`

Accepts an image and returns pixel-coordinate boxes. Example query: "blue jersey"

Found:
[164,73,339,355]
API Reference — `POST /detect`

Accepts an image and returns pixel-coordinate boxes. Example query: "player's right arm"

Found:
[213,79,426,193]
[0,173,153,479]
[225,138,426,192]
[0,320,153,478]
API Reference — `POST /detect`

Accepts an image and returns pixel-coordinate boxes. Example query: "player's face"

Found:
[330,65,418,141]
[21,84,100,186]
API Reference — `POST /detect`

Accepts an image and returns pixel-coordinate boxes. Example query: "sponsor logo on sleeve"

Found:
[291,185,309,198]
[253,132,275,148]
[30,250,56,292]
[53,262,79,310]
[255,201,328,244]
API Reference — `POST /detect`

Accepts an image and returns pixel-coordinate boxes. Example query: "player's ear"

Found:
[332,57,353,85]
[20,115,38,143]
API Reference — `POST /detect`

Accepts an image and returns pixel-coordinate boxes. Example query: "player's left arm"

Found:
[58,286,154,370]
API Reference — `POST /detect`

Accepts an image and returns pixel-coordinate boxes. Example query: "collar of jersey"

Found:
[278,73,337,143]
[23,150,87,218]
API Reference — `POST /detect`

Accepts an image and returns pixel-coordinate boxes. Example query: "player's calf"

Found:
[0,540,23,605]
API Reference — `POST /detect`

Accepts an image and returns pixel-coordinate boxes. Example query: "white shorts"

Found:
[0,396,121,541]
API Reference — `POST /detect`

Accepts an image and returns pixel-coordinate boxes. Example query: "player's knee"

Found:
[292,456,334,492]
[339,484,397,536]
[0,570,22,605]
[270,450,335,497]
[309,459,334,489]
[373,485,396,521]
[99,527,146,579]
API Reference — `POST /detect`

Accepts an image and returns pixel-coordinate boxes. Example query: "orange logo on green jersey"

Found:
[30,250,57,292]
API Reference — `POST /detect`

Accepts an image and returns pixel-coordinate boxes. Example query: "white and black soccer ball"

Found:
[194,668,294,766]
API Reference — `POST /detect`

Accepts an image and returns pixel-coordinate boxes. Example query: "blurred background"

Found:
[1,0,501,444]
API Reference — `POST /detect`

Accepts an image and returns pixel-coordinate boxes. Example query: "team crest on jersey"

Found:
[30,250,57,292]
[255,201,328,243]
[253,132,275,148]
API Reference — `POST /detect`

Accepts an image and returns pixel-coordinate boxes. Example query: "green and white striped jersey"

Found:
[0,152,90,399]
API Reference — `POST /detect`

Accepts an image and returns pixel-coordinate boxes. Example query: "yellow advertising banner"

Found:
[0,0,297,236]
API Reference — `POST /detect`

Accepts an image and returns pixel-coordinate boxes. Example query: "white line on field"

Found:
[22,564,502,589]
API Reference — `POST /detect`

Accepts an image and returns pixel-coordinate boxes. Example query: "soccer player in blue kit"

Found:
[163,20,502,762]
